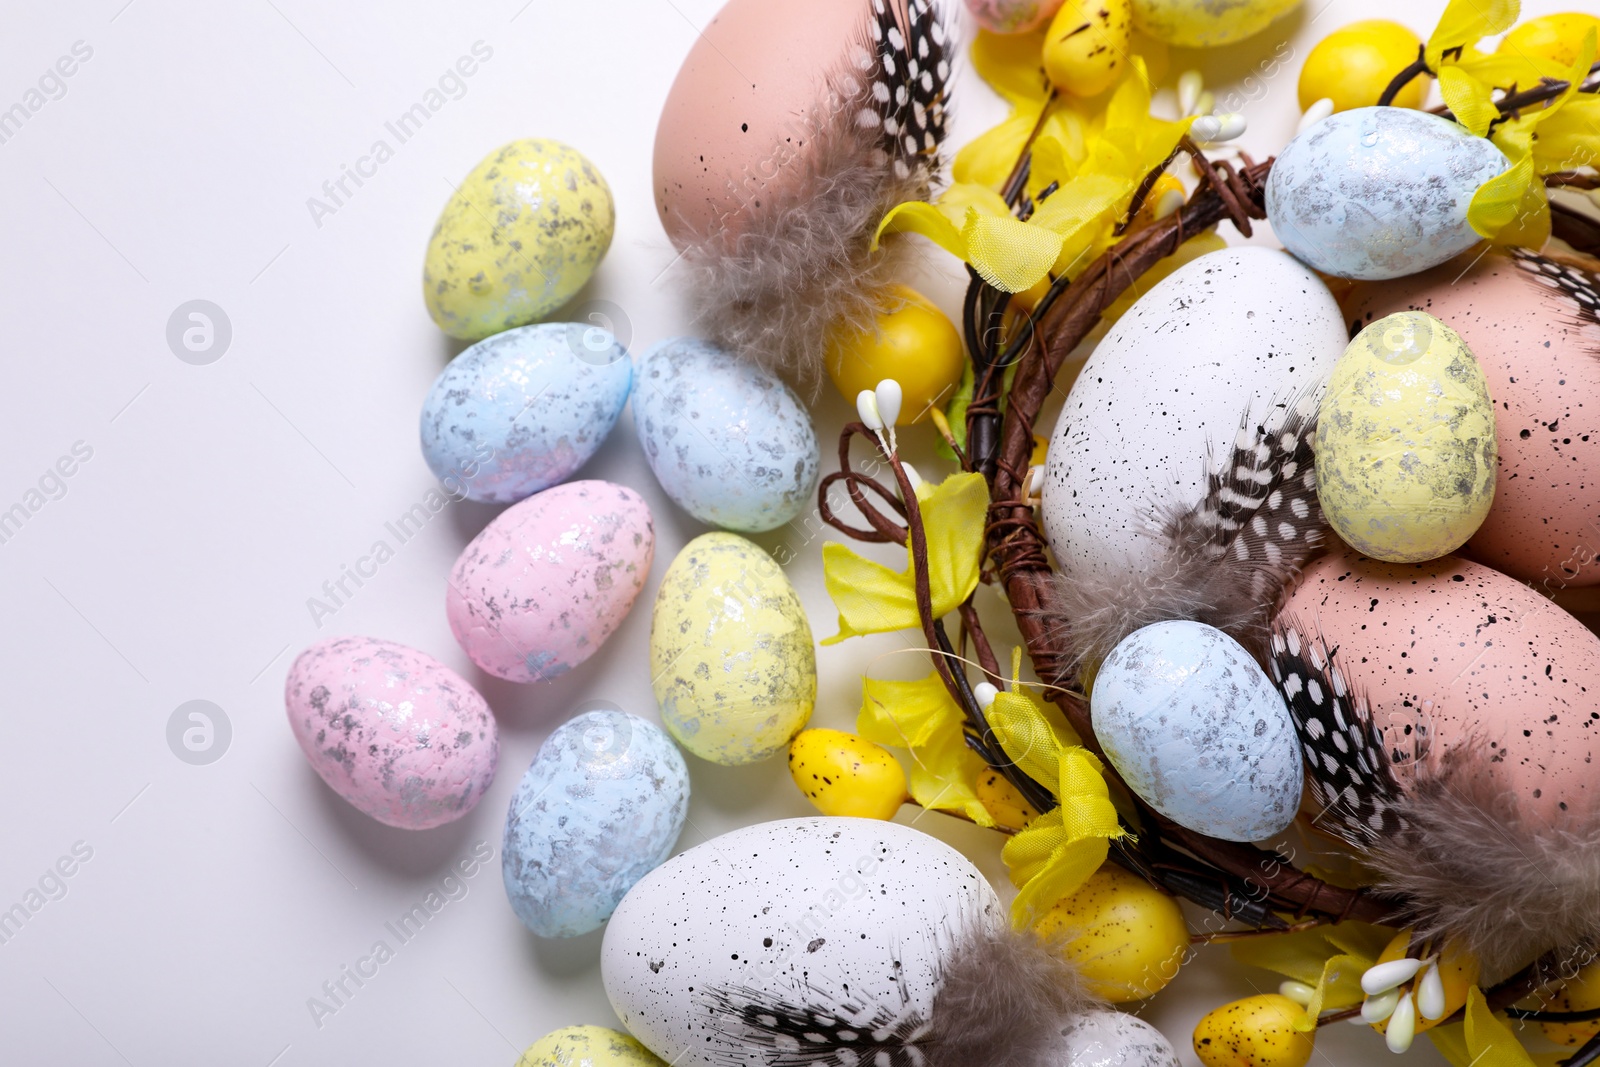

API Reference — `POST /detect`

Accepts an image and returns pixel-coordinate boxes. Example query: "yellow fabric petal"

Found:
[1426,0,1519,70]
[1437,66,1498,137]
[858,672,962,749]
[1532,96,1600,173]
[1232,922,1394,1029]
[963,211,1065,292]
[909,722,995,826]
[1463,987,1539,1067]
[954,104,1047,188]
[822,541,924,643]
[1005,820,1111,926]
[988,688,1080,789]
[970,28,1050,108]
[1454,51,1568,92]
[873,200,969,256]
[1469,143,1548,246]
[1000,739,1124,926]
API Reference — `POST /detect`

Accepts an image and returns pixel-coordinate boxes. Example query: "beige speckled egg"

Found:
[1277,547,1600,823]
[649,533,815,765]
[1131,0,1300,47]
[1344,250,1600,587]
[1315,310,1497,563]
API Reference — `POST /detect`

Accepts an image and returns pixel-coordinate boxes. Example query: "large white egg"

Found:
[1041,247,1347,587]
[600,817,1003,1066]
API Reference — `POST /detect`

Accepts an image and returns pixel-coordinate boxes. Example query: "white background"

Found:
[0,1,1572,1064]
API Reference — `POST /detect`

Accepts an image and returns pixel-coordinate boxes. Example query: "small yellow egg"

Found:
[1298,20,1426,113]
[824,285,965,425]
[1034,864,1189,1002]
[787,729,908,820]
[976,770,1039,828]
[1533,958,1600,1046]
[1499,13,1600,67]
[1193,995,1315,1067]
[1043,0,1132,97]
[1316,311,1497,563]
[516,1025,665,1067]
[1369,930,1479,1038]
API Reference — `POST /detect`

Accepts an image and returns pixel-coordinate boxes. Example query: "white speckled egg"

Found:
[284,636,498,830]
[1317,310,1497,562]
[448,480,654,683]
[600,817,1003,1067]
[1092,621,1302,842]
[502,707,689,938]
[649,533,814,764]
[1266,108,1508,280]
[1041,247,1346,588]
[1059,1011,1181,1066]
[633,338,820,533]
[419,323,632,504]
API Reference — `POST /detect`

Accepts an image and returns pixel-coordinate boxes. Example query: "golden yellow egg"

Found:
[1316,310,1497,563]
[1369,930,1479,1038]
[1193,995,1315,1067]
[1034,864,1189,1002]
[787,729,908,820]
[1298,20,1426,113]
[1500,13,1600,67]
[824,285,965,425]
[516,1025,665,1067]
[976,770,1039,828]
[1534,958,1600,1046]
[1043,0,1132,97]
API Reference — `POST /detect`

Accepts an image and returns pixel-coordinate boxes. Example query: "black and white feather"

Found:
[1510,247,1600,332]
[677,0,953,390]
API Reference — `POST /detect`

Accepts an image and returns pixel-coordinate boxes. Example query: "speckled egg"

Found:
[1266,108,1507,280]
[424,139,614,341]
[1316,310,1497,563]
[1042,247,1346,586]
[419,323,632,504]
[600,817,1004,1067]
[502,709,689,938]
[1277,547,1600,824]
[1131,0,1300,46]
[649,533,814,764]
[284,636,498,830]
[1059,1011,1181,1067]
[448,480,653,683]
[1092,621,1303,842]
[966,0,1064,34]
[516,1026,667,1067]
[633,338,820,533]
[1343,249,1600,587]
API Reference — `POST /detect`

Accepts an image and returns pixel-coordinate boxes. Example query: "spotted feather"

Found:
[1510,247,1600,333]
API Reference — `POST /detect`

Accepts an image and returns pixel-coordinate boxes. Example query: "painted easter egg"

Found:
[1343,249,1600,587]
[1131,0,1300,47]
[1092,620,1303,842]
[502,708,689,938]
[284,636,498,830]
[515,1026,667,1067]
[1316,311,1497,563]
[965,0,1064,34]
[600,817,1003,1067]
[633,338,820,533]
[1266,108,1507,280]
[1059,1011,1182,1067]
[448,481,653,683]
[424,139,614,341]
[1042,247,1347,589]
[649,533,814,764]
[419,323,632,504]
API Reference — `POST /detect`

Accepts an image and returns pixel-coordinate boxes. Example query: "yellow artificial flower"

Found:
[1424,0,1519,71]
[857,671,993,826]
[1231,921,1394,1031]
[821,471,988,643]
[1428,988,1559,1067]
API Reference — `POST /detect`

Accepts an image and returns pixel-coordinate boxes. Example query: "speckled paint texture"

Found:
[502,710,689,938]
[1344,249,1600,586]
[1092,620,1303,842]
[1279,548,1600,823]
[1131,0,1299,47]
[419,323,632,504]
[600,817,1003,1067]
[649,533,814,764]
[284,636,498,830]
[447,480,654,683]
[1059,1011,1181,1067]
[1266,107,1507,280]
[1042,247,1346,583]
[1316,311,1497,563]
[424,138,615,341]
[516,1025,667,1067]
[633,338,820,533]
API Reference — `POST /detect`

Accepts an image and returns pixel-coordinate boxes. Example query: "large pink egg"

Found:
[1344,250,1600,588]
[1278,547,1600,823]
[285,636,498,830]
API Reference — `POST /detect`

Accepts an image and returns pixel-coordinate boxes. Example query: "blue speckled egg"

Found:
[632,338,820,533]
[420,323,632,504]
[502,707,689,938]
[1091,621,1302,843]
[1266,107,1507,280]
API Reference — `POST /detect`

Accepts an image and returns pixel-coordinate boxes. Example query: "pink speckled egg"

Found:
[965,0,1063,33]
[1344,249,1600,588]
[1276,547,1600,824]
[447,480,654,683]
[284,636,499,830]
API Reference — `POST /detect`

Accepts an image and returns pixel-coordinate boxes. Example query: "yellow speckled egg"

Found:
[977,770,1039,828]
[1043,0,1131,97]
[424,139,614,341]
[1033,864,1189,1002]
[1132,0,1300,47]
[1531,957,1600,1046]
[1316,311,1497,562]
[1193,995,1314,1067]
[516,1025,666,1067]
[650,533,815,765]
[787,728,908,819]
